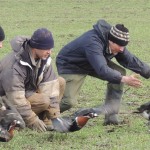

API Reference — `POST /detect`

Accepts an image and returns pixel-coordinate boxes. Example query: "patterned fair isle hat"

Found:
[108,24,129,46]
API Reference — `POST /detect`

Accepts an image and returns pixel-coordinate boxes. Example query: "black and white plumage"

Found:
[0,120,21,142]
[51,108,98,133]
[0,97,25,142]
[0,109,25,130]
[0,97,25,129]
[137,101,150,120]
[51,103,118,133]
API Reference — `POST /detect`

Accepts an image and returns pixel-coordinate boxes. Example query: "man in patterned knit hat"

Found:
[56,19,150,125]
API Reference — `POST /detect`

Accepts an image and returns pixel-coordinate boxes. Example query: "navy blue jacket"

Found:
[56,19,150,83]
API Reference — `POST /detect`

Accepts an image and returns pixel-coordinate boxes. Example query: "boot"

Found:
[103,83,123,125]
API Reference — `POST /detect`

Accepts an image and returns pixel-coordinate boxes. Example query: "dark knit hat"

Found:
[29,28,54,50]
[0,26,5,41]
[108,24,129,46]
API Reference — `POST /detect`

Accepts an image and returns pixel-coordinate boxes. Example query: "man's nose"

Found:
[48,50,52,54]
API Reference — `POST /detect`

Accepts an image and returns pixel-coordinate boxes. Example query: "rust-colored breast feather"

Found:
[76,116,90,128]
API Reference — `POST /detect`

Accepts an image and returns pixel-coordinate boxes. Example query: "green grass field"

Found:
[0,0,150,149]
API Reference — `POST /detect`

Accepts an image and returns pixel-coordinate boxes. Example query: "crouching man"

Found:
[0,28,65,132]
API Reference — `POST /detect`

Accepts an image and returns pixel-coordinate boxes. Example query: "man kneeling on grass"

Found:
[0,28,99,134]
[0,28,66,132]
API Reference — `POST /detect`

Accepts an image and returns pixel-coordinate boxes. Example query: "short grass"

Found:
[0,0,150,149]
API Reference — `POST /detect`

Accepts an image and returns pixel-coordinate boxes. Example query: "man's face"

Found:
[109,41,125,55]
[0,41,3,48]
[35,49,52,60]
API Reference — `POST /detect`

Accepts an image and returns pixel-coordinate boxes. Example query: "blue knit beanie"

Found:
[0,26,5,41]
[29,28,54,50]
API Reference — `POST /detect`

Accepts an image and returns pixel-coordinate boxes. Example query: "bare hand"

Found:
[121,74,142,88]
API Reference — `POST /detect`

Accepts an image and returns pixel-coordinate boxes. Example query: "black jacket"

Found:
[56,19,150,83]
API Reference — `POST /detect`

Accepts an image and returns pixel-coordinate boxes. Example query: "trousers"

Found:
[28,77,66,120]
[59,61,126,124]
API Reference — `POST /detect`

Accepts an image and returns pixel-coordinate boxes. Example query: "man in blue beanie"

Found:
[56,19,150,125]
[0,26,5,48]
[0,28,66,132]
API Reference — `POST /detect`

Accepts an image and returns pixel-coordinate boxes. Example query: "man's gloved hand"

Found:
[46,96,61,118]
[27,117,47,132]
[48,106,60,119]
